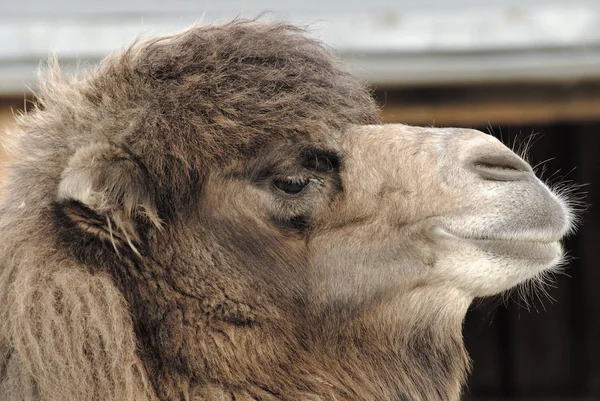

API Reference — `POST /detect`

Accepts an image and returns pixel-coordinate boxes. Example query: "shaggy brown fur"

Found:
[0,21,476,401]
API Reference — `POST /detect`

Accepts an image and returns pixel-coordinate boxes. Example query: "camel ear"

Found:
[57,142,162,254]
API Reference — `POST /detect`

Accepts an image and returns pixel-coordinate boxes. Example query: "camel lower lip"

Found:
[468,238,562,262]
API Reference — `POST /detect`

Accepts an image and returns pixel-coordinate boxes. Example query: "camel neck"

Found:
[299,286,472,400]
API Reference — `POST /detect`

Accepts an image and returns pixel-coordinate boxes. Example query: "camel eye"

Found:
[273,177,311,195]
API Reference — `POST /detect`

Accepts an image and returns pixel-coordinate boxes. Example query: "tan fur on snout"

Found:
[0,20,574,401]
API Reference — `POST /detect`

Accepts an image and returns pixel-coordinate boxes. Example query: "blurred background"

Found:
[1,1,598,399]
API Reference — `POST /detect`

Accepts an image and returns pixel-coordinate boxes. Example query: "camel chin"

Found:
[433,231,565,296]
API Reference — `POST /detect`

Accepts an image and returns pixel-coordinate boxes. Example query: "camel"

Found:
[0,20,574,400]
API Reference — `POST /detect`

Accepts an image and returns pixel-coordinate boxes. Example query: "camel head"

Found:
[0,21,575,401]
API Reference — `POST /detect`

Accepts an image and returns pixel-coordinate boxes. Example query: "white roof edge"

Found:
[3,1,600,94]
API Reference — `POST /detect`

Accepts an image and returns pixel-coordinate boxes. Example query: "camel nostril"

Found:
[474,161,522,172]
[470,155,533,182]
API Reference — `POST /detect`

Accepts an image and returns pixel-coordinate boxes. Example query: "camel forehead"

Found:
[236,124,465,165]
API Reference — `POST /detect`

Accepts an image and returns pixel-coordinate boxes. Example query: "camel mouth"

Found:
[434,226,564,264]
[433,225,563,244]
